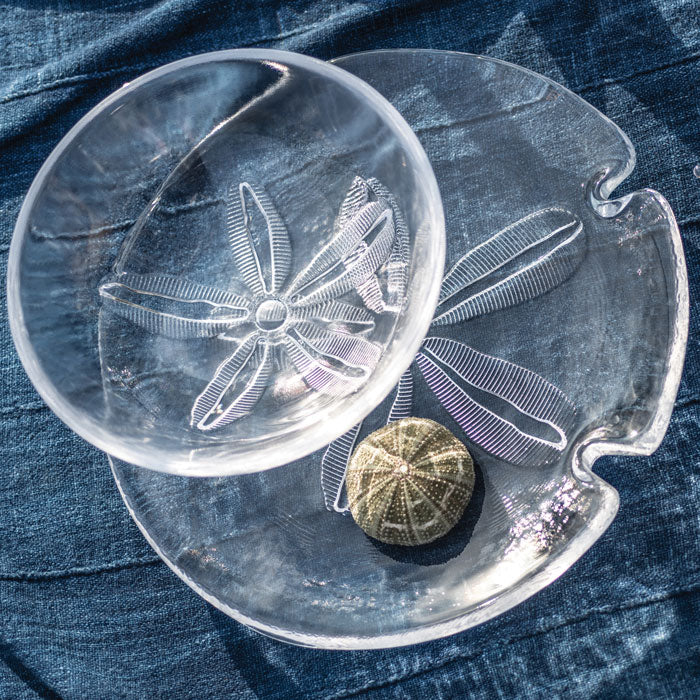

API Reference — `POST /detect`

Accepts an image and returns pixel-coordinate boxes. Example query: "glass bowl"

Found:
[7,49,444,476]
[110,50,687,648]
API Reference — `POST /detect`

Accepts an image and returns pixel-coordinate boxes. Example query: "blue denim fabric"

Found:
[1,1,699,698]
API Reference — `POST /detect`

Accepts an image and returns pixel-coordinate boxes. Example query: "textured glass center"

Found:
[255,299,287,330]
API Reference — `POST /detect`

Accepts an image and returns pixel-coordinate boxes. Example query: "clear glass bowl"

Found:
[7,49,444,475]
[110,51,688,648]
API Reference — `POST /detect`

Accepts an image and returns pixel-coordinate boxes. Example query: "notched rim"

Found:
[579,185,688,463]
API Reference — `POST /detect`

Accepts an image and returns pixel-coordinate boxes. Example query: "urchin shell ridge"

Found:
[346,417,475,546]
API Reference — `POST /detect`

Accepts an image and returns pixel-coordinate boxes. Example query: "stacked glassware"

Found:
[8,49,687,648]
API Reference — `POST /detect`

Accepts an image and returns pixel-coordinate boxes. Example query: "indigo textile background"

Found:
[1,1,699,698]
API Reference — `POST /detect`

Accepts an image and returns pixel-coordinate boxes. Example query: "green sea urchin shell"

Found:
[346,417,475,546]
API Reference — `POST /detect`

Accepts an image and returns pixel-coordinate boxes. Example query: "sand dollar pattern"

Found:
[321,207,583,514]
[99,176,403,432]
[346,417,475,546]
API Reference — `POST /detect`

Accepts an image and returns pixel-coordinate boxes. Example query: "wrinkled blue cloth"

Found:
[1,1,699,698]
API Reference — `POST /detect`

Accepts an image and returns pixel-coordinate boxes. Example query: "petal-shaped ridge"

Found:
[283,324,381,394]
[292,207,395,307]
[433,208,584,326]
[99,273,250,339]
[367,177,410,311]
[320,422,362,513]
[226,182,291,296]
[416,337,577,465]
[190,333,270,430]
[387,368,414,423]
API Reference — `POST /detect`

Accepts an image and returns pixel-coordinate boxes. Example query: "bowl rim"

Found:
[7,48,446,476]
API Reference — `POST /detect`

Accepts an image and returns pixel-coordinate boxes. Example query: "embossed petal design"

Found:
[322,207,585,512]
[99,177,402,431]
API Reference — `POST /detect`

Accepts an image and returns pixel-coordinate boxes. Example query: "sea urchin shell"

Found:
[346,417,475,546]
